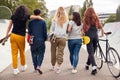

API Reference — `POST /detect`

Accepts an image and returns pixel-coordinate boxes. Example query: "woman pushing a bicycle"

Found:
[83,7,104,75]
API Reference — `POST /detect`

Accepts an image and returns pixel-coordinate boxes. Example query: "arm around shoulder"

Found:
[30,15,44,20]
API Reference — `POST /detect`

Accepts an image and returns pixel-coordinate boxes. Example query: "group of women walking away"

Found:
[5,4,104,75]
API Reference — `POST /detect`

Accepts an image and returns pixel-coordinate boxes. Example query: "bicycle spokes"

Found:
[107,48,120,78]
[95,46,103,69]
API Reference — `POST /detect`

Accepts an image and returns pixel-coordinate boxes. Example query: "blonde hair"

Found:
[53,7,68,27]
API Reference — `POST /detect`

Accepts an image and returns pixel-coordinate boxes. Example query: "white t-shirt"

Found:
[50,20,69,38]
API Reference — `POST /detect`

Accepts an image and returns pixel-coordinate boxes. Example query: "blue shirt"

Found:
[28,19,47,41]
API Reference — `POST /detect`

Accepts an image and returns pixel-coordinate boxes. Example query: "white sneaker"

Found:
[68,66,74,70]
[21,65,27,71]
[56,69,61,74]
[33,70,37,73]
[72,69,77,74]
[56,67,61,74]
[50,66,55,71]
[13,68,20,75]
[92,66,97,70]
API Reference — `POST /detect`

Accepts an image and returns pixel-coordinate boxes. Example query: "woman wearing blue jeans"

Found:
[67,12,83,74]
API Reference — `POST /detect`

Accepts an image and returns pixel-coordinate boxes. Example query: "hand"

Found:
[99,35,104,38]
[6,33,9,37]
[99,33,104,38]
[27,34,30,43]
[99,28,104,37]
[81,31,85,37]
[38,16,44,20]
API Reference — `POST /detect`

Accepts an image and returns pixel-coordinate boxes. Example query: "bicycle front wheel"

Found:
[107,47,120,78]
[95,46,103,69]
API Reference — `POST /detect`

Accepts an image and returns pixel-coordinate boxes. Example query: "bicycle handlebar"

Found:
[98,32,112,42]
[104,32,112,36]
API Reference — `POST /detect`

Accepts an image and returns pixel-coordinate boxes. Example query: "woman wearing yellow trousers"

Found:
[6,5,43,75]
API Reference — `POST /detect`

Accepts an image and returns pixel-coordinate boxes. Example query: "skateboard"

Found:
[48,33,56,43]
[0,34,11,45]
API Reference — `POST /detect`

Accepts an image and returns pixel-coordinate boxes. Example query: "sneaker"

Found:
[50,66,55,71]
[91,69,97,75]
[69,66,74,70]
[85,65,89,70]
[36,68,43,74]
[33,69,37,73]
[13,68,20,75]
[21,65,27,72]
[91,66,97,75]
[56,67,61,74]
[72,69,77,74]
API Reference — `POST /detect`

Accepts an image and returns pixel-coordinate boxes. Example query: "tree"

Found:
[68,5,74,16]
[116,5,120,21]
[80,0,93,20]
[81,1,86,19]
[37,1,48,19]
[46,17,53,32]
[19,0,40,14]
[89,0,93,7]
[0,0,19,19]
[19,0,48,19]
[0,6,12,19]
[105,14,116,23]
[79,8,82,18]
[0,0,19,12]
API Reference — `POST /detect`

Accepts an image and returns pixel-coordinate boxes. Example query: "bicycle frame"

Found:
[97,35,110,62]
[96,32,120,78]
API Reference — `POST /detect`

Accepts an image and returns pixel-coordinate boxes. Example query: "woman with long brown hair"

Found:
[50,6,68,73]
[83,7,104,75]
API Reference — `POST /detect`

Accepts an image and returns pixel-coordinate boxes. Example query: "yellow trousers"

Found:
[10,33,26,69]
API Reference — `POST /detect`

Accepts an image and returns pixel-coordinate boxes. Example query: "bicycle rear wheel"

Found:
[95,46,103,69]
[107,47,120,78]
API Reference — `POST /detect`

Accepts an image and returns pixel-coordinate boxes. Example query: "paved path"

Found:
[0,42,119,80]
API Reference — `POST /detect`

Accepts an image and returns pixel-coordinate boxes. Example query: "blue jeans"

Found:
[30,43,45,70]
[68,39,82,68]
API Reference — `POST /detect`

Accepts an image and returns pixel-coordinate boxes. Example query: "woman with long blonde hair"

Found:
[50,6,68,73]
[83,7,104,75]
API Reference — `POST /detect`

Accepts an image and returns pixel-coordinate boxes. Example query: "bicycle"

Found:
[95,32,120,78]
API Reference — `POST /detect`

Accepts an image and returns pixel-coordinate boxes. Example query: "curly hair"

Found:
[13,5,29,21]
[72,12,81,26]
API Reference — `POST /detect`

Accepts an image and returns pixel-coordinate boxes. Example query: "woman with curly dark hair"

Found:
[83,7,104,75]
[6,5,43,75]
[67,12,82,74]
